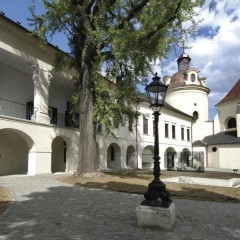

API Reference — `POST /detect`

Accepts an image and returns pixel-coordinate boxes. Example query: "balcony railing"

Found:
[0,98,80,128]
[0,98,38,121]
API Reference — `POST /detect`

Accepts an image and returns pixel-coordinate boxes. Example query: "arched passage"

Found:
[180,148,191,167]
[107,143,121,169]
[51,136,69,173]
[0,128,34,175]
[142,145,154,169]
[126,145,136,169]
[164,147,176,170]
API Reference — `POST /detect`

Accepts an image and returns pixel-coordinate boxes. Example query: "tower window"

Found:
[191,73,196,82]
[193,111,199,121]
[227,118,236,129]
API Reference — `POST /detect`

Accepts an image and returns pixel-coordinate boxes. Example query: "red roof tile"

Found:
[216,79,240,106]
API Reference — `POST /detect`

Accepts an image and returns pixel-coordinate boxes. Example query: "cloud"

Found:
[162,0,240,119]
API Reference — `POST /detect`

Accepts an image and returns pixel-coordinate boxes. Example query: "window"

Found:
[172,125,176,139]
[128,116,133,131]
[48,106,58,125]
[191,73,196,82]
[227,118,236,129]
[165,123,169,138]
[187,128,190,141]
[193,111,199,121]
[212,147,217,152]
[181,127,184,140]
[143,117,148,134]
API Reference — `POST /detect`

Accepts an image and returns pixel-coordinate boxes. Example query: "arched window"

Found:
[191,73,196,82]
[227,118,236,129]
[193,111,199,121]
[110,145,115,161]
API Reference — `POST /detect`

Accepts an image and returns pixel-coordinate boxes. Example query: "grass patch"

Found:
[59,170,240,203]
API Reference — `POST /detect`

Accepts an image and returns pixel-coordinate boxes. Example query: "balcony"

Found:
[0,98,79,128]
[0,98,38,121]
[50,112,79,128]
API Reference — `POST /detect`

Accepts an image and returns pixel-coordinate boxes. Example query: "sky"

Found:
[1,0,240,120]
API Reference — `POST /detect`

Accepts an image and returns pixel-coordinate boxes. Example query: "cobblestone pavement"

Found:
[0,174,239,240]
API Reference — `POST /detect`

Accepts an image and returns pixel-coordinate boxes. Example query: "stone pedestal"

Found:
[136,203,175,231]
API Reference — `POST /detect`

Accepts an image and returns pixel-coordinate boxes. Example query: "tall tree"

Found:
[29,0,205,173]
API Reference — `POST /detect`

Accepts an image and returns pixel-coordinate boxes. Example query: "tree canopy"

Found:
[29,0,205,173]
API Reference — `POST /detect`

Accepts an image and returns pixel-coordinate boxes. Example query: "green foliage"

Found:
[93,76,140,135]
[28,0,205,134]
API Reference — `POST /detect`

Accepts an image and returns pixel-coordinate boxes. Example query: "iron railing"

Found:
[0,98,38,121]
[0,98,80,128]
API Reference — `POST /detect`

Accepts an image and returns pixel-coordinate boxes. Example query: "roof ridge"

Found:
[216,79,240,106]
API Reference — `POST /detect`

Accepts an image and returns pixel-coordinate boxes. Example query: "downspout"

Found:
[135,104,139,169]
[191,119,194,167]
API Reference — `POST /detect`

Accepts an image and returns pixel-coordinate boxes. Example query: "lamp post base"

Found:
[136,202,175,231]
[142,179,172,208]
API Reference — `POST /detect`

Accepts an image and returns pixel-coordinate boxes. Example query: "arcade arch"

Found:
[142,145,154,169]
[0,128,34,175]
[51,136,71,173]
[107,143,121,169]
[126,145,136,168]
[164,147,176,169]
[180,148,191,167]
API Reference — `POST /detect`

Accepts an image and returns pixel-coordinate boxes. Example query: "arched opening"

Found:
[180,148,191,167]
[142,145,154,169]
[126,145,136,169]
[51,136,67,173]
[193,111,199,121]
[227,117,236,129]
[107,143,121,169]
[164,147,176,170]
[0,129,33,175]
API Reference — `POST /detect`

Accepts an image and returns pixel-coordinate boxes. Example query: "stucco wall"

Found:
[207,144,240,169]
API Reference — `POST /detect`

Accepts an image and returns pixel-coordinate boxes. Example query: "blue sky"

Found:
[1,0,240,120]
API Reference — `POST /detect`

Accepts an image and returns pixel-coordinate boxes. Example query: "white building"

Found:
[0,13,239,176]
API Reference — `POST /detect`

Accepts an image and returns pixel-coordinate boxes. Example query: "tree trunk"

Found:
[77,66,97,173]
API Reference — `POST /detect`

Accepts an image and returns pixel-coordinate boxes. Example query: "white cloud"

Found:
[165,0,240,119]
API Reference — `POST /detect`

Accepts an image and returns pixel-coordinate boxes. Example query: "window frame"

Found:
[143,116,148,135]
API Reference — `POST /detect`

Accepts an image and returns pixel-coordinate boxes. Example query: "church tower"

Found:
[164,52,210,141]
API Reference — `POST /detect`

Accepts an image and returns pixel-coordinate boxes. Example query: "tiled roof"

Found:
[203,130,240,145]
[216,79,240,106]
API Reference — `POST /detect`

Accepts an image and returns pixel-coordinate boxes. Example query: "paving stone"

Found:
[0,175,239,240]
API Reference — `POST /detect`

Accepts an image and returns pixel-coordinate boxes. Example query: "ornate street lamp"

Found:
[143,73,172,208]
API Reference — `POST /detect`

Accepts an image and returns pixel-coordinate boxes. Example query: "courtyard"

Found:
[0,171,239,239]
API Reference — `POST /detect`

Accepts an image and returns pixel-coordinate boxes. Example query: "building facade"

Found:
[0,13,239,175]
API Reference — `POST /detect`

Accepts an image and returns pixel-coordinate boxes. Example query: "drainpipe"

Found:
[135,104,139,169]
[191,120,193,167]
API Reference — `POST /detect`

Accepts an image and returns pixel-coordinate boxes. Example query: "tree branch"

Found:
[144,0,183,39]
[86,0,96,14]
[118,0,149,29]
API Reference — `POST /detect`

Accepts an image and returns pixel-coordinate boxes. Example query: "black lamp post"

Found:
[142,73,172,208]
